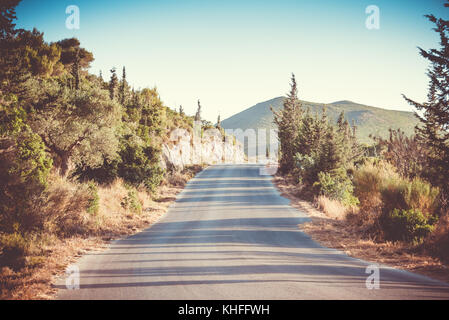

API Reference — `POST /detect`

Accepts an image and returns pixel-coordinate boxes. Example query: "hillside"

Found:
[221,97,419,145]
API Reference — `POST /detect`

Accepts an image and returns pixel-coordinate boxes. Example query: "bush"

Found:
[0,126,53,234]
[118,135,164,192]
[0,232,30,269]
[382,208,435,243]
[120,186,142,215]
[314,168,359,207]
[353,159,397,214]
[75,133,164,193]
[86,182,99,215]
[42,176,98,236]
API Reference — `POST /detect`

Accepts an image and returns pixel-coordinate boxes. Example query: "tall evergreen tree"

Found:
[403,1,449,196]
[109,67,118,100]
[271,73,303,173]
[0,0,21,40]
[120,66,127,105]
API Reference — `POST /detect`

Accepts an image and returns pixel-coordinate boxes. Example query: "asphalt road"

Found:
[56,164,449,299]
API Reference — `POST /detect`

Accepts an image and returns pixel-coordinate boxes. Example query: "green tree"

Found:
[120,66,127,105]
[109,67,118,101]
[27,78,122,177]
[0,93,52,233]
[0,0,21,40]
[272,73,303,174]
[403,2,449,198]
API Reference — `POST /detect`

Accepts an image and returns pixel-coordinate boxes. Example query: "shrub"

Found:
[353,159,440,237]
[0,232,30,269]
[42,176,97,236]
[120,187,142,215]
[86,182,99,215]
[314,168,359,207]
[353,159,398,214]
[0,126,53,234]
[382,208,435,243]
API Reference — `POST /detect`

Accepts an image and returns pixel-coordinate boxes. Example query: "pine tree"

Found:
[271,73,303,173]
[403,1,449,195]
[109,67,118,100]
[0,0,21,40]
[195,100,202,122]
[120,66,127,105]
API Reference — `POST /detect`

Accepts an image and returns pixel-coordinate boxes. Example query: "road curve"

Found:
[56,164,449,299]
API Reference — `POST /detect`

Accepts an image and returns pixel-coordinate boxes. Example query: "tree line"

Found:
[0,0,208,268]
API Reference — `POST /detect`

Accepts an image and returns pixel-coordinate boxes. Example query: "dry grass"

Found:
[273,175,449,284]
[316,195,352,220]
[0,165,205,300]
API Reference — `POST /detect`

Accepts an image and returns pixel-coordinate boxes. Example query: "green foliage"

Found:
[314,168,359,207]
[382,208,435,243]
[28,77,122,177]
[0,0,190,270]
[353,159,440,240]
[271,74,303,174]
[380,175,440,218]
[121,187,142,215]
[0,125,52,233]
[403,7,449,199]
[86,182,99,215]
[118,134,163,192]
[56,38,94,71]
[294,108,360,189]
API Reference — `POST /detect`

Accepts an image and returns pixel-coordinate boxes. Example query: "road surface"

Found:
[56,164,449,299]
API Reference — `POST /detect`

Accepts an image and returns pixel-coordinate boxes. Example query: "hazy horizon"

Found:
[15,0,449,121]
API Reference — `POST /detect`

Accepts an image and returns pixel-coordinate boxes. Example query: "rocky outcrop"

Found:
[161,129,245,171]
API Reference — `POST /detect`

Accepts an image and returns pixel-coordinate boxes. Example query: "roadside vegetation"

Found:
[0,1,206,299]
[273,2,449,265]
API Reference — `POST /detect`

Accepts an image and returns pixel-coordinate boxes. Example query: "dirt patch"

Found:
[272,175,449,284]
[0,165,205,300]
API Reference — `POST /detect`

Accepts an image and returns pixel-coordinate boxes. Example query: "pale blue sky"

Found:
[15,0,449,121]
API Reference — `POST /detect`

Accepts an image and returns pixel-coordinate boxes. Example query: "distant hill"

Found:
[221,97,419,145]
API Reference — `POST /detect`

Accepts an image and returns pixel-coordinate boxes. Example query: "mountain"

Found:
[221,97,419,145]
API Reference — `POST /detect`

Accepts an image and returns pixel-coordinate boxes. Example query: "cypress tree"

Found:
[120,66,127,105]
[109,67,118,100]
[271,73,303,174]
